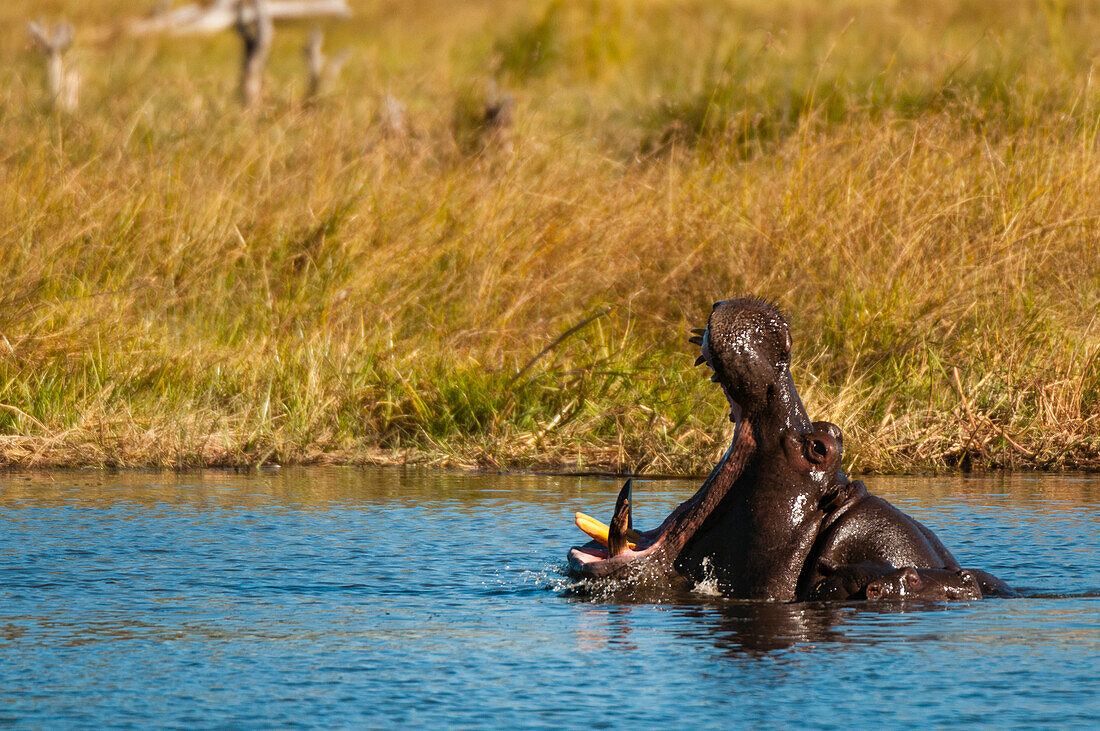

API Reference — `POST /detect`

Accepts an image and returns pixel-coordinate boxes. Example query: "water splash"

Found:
[691,556,722,596]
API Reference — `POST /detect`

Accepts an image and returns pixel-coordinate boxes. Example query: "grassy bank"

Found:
[0,0,1097,473]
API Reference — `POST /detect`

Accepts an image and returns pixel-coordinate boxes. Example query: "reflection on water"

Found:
[4,468,1098,509]
[1,468,1098,727]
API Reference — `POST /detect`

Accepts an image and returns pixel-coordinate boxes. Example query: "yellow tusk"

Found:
[574,511,609,545]
[574,511,636,550]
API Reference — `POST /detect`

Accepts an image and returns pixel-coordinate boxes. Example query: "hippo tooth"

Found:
[574,511,636,551]
[691,328,706,336]
[608,479,635,557]
[688,336,704,346]
[694,355,706,366]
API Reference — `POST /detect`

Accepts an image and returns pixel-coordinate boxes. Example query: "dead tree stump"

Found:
[481,81,515,152]
[304,28,325,98]
[27,20,79,112]
[235,0,273,107]
[379,94,408,138]
[302,28,348,100]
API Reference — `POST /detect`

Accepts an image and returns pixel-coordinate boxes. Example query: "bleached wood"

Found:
[236,0,273,107]
[26,21,79,112]
[302,28,349,99]
[128,0,350,36]
[379,94,408,138]
[304,27,325,98]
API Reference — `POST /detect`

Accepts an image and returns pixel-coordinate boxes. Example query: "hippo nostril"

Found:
[813,439,828,458]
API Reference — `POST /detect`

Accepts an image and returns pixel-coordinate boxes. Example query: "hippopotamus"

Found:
[568,297,1012,600]
[865,567,984,601]
[806,560,895,601]
[807,559,984,601]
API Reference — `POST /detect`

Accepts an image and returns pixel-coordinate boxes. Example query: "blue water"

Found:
[1,469,1097,728]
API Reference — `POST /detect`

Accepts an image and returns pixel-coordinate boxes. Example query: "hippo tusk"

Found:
[567,407,756,578]
[574,511,638,550]
[607,479,635,556]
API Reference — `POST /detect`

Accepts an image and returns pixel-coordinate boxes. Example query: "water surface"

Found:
[1,469,1097,727]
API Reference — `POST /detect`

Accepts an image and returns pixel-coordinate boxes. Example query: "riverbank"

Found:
[1,1,1098,473]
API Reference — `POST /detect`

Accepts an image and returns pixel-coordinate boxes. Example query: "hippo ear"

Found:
[805,435,835,466]
[811,421,844,455]
[957,570,979,588]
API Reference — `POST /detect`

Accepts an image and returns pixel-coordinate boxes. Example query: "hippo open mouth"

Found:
[567,322,759,581]
[565,297,850,594]
[567,413,755,579]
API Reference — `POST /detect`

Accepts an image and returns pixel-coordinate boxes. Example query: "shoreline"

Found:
[1,442,1096,474]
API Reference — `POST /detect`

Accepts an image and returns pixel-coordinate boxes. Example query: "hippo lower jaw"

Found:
[568,404,757,581]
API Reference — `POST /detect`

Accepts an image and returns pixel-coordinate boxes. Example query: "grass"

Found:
[0,0,1097,473]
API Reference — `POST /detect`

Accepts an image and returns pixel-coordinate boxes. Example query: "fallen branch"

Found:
[508,308,610,387]
[128,0,351,36]
[0,403,48,433]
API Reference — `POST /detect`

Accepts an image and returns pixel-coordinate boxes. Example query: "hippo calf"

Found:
[808,559,984,601]
[866,568,983,601]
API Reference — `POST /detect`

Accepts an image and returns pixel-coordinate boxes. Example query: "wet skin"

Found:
[671,420,845,599]
[807,560,896,601]
[568,297,1011,600]
[569,298,846,598]
[795,477,960,598]
[865,567,983,602]
[808,560,984,601]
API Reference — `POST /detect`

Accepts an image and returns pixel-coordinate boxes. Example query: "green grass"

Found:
[0,0,1097,472]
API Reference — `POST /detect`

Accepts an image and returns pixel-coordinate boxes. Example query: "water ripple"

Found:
[0,468,1097,728]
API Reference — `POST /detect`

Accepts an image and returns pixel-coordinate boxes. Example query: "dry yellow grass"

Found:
[0,0,1097,472]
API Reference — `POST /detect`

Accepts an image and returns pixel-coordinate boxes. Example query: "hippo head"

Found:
[568,298,841,586]
[865,567,923,600]
[866,568,983,602]
[700,298,812,439]
[700,300,842,500]
[809,559,892,601]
